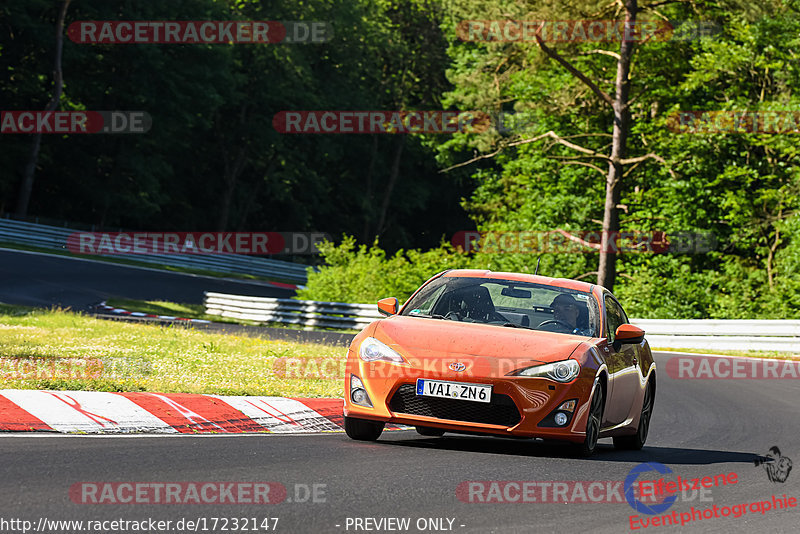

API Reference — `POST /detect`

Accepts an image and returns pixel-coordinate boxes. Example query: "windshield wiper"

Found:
[408,313,447,320]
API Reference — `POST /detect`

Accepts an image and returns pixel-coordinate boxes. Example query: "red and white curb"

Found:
[0,390,401,434]
[95,302,211,324]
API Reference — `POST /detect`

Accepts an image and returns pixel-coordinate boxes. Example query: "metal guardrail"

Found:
[630,318,800,336]
[204,292,381,330]
[635,319,800,352]
[0,217,310,284]
[203,292,800,351]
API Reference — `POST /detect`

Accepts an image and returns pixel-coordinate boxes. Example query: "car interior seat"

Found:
[435,285,501,322]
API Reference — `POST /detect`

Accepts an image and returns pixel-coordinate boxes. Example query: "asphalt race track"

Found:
[0,248,295,311]
[1,353,797,534]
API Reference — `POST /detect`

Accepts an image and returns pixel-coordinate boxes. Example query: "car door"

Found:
[601,295,638,425]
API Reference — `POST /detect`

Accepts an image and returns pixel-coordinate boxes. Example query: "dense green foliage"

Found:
[296,236,472,302]
[3,1,800,318]
[0,0,472,250]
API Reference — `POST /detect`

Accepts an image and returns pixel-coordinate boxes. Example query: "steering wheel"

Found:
[463,310,508,323]
[444,311,461,321]
[537,319,575,332]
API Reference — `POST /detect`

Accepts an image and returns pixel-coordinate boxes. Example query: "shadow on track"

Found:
[371,434,757,465]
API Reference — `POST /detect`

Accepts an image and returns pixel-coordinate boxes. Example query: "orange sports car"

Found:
[343,269,656,456]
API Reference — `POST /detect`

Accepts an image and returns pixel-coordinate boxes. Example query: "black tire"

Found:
[576,380,604,457]
[614,380,654,451]
[415,425,445,437]
[344,416,385,441]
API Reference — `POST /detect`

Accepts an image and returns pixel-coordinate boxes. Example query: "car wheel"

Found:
[415,426,445,437]
[576,380,604,457]
[614,380,653,451]
[344,416,385,441]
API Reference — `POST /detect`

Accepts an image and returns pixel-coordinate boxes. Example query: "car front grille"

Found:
[388,384,521,427]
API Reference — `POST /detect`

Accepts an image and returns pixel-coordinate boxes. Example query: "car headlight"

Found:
[359,337,407,365]
[508,359,580,382]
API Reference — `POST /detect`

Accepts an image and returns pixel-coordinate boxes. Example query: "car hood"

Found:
[371,315,586,376]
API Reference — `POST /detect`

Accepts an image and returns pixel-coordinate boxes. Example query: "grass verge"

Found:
[0,303,345,397]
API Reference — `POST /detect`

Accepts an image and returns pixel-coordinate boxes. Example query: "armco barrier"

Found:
[203,292,800,351]
[204,292,382,330]
[0,217,310,284]
[633,319,800,352]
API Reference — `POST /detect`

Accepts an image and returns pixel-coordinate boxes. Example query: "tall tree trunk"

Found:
[215,105,249,231]
[217,145,247,231]
[597,0,637,291]
[15,0,71,218]
[237,157,275,230]
[375,137,405,239]
[362,135,379,241]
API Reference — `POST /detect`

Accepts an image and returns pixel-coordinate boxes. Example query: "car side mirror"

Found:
[377,297,399,316]
[615,324,645,345]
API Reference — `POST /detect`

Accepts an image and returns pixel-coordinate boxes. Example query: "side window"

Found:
[604,296,627,343]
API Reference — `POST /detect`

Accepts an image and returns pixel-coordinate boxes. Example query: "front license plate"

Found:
[416,379,492,403]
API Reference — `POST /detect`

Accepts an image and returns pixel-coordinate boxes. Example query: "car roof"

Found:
[441,269,596,293]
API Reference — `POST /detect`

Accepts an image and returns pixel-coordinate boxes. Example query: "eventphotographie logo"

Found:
[625,463,679,516]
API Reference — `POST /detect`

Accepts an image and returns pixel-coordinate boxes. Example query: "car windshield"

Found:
[401,276,600,337]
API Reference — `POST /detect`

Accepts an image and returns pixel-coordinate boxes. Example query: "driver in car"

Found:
[540,294,587,335]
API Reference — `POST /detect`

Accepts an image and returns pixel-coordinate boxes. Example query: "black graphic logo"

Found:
[754,446,793,483]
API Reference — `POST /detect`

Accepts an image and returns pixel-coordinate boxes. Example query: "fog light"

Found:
[349,374,373,407]
[352,389,367,404]
[554,412,568,426]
